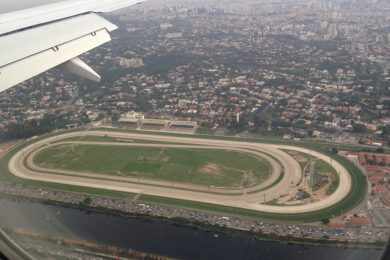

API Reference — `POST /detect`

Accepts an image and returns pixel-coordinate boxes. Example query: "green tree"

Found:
[321,218,330,225]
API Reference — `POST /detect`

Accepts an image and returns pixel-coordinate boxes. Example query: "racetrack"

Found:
[8,130,353,215]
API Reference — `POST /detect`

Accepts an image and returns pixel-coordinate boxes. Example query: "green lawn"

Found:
[313,160,339,194]
[34,144,271,188]
[314,159,335,174]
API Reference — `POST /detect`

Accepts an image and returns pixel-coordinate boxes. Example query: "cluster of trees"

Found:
[364,154,390,167]
[0,113,90,140]
[380,125,390,137]
[1,116,62,140]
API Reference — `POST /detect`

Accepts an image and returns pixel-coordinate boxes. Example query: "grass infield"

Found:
[33,144,271,189]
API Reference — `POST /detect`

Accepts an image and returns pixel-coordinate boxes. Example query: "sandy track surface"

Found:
[8,130,352,214]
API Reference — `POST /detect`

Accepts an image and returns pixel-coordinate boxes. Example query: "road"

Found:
[8,130,352,214]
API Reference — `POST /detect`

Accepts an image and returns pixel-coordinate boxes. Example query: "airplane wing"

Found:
[0,0,145,93]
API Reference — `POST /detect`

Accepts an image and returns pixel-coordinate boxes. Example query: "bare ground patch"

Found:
[198,163,223,176]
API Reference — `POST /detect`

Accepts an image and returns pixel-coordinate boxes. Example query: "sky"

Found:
[0,0,68,13]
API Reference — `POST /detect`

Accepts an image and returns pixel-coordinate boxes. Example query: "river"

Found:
[0,197,384,260]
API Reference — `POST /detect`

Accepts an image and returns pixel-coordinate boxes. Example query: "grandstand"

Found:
[141,119,168,130]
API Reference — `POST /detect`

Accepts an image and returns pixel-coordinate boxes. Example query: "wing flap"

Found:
[0,13,116,68]
[0,28,111,92]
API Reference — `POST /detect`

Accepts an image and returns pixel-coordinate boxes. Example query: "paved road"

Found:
[8,130,352,214]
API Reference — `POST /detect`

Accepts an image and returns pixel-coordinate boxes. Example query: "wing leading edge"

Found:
[0,0,145,93]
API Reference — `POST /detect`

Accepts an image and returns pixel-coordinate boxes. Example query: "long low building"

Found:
[169,121,198,129]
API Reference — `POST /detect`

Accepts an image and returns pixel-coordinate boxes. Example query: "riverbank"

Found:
[0,181,387,248]
[0,194,384,260]
[3,228,172,260]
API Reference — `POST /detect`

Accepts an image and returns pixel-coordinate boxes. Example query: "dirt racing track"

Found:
[8,130,353,215]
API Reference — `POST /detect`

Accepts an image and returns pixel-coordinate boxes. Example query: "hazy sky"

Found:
[0,0,68,14]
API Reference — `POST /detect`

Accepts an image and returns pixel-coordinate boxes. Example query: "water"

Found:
[0,197,384,260]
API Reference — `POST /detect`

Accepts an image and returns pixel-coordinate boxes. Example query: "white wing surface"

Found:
[0,0,144,93]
